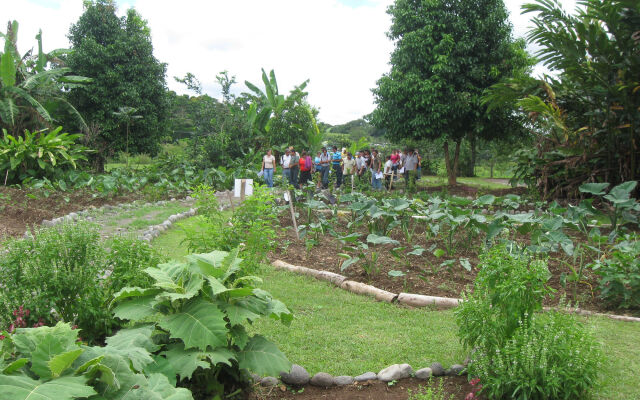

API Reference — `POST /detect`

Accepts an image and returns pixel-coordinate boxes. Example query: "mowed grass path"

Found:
[153,217,640,400]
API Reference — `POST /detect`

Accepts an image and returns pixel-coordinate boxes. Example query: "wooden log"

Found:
[227,191,235,212]
[397,293,461,310]
[272,260,346,286]
[543,306,640,323]
[340,280,397,303]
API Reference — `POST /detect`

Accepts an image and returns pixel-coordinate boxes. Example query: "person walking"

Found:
[299,150,312,186]
[371,149,382,190]
[281,148,292,186]
[261,149,276,188]
[403,149,419,192]
[343,152,356,190]
[319,147,331,189]
[289,148,300,188]
[384,155,393,190]
[331,146,343,189]
[355,152,365,181]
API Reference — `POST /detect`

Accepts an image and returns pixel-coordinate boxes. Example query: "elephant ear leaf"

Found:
[579,182,609,196]
[237,335,290,377]
[0,375,96,400]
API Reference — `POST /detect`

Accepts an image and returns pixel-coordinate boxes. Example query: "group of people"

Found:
[261,146,422,191]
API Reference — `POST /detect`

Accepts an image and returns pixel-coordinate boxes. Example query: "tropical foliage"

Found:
[0,20,88,136]
[483,0,640,197]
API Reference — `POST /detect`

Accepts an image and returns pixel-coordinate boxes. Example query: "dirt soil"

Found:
[248,376,482,400]
[0,186,174,240]
[271,186,637,317]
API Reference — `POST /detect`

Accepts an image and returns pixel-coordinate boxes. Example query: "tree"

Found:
[0,20,89,136]
[372,0,528,185]
[483,0,640,197]
[112,106,141,164]
[66,0,168,163]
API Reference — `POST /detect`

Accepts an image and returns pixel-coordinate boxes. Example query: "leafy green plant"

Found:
[0,322,192,399]
[407,378,451,400]
[455,245,600,399]
[580,181,639,237]
[590,235,640,309]
[184,185,278,268]
[0,127,90,184]
[111,248,292,397]
[0,223,163,343]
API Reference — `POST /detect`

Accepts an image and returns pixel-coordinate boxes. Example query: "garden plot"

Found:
[274,183,640,315]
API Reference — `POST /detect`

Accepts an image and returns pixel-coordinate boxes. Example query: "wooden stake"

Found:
[227,191,235,212]
[240,179,246,202]
[388,170,395,192]
[287,190,300,240]
[3,169,8,186]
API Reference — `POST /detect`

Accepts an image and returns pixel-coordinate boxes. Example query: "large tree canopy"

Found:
[66,0,168,161]
[372,0,529,184]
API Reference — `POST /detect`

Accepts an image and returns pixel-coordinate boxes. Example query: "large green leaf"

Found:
[579,182,609,195]
[366,234,399,245]
[161,343,209,382]
[159,299,228,351]
[105,325,158,371]
[31,334,68,379]
[2,358,28,374]
[145,373,194,400]
[0,51,16,87]
[237,335,290,377]
[220,303,261,326]
[203,347,235,367]
[0,375,96,400]
[48,349,84,378]
[112,294,158,321]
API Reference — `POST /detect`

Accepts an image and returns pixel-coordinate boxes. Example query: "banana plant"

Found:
[0,20,90,135]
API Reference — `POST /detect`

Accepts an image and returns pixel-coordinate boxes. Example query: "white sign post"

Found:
[234,179,254,201]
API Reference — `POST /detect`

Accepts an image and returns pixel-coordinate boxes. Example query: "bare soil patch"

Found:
[0,186,173,240]
[249,376,481,400]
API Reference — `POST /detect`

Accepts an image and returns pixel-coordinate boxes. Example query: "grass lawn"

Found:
[418,176,513,191]
[101,203,191,230]
[152,217,640,399]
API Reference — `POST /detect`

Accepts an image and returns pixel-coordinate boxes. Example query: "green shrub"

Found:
[0,322,191,399]
[0,127,90,184]
[474,312,601,400]
[184,184,278,268]
[590,234,640,309]
[111,248,292,398]
[455,245,601,399]
[0,223,164,343]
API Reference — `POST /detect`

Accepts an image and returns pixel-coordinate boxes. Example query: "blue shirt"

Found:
[331,152,342,165]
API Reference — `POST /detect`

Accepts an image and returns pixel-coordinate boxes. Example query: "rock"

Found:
[415,368,432,379]
[333,376,353,386]
[481,209,488,215]
[310,372,334,387]
[186,196,193,201]
[42,219,54,227]
[354,372,377,382]
[463,355,471,366]
[250,373,261,383]
[170,198,176,201]
[430,362,445,376]
[446,364,466,376]
[86,217,94,222]
[377,364,413,382]
[260,377,278,387]
[280,364,310,386]
[168,215,177,223]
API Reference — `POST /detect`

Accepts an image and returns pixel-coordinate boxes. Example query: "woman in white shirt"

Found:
[261,149,276,187]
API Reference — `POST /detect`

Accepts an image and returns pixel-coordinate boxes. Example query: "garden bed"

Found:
[272,213,636,317]
[249,376,481,400]
[0,186,175,239]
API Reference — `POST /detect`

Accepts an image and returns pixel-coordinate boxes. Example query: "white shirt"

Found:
[384,160,392,174]
[281,154,291,168]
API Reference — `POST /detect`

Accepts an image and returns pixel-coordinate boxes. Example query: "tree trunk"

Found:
[443,140,461,186]
[470,135,477,177]
[490,160,495,179]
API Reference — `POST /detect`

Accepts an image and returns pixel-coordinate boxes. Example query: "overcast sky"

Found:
[7,0,576,125]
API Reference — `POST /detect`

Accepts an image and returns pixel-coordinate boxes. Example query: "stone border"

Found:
[256,361,468,388]
[271,260,640,323]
